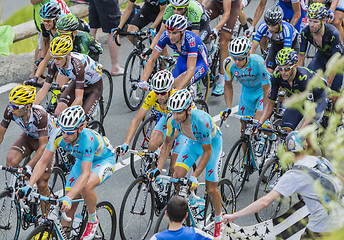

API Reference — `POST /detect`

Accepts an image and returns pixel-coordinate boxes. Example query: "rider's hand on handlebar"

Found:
[115,144,129,156]
[23,165,33,179]
[34,57,44,68]
[59,196,72,212]
[17,185,32,199]
[138,80,149,90]
[24,77,38,86]
[253,122,262,135]
[210,28,219,40]
[244,26,254,38]
[149,28,156,37]
[327,10,335,23]
[147,168,160,181]
[189,176,199,191]
[141,48,153,60]
[220,108,231,121]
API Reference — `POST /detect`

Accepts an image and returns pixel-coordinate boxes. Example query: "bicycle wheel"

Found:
[254,157,284,222]
[131,115,158,178]
[0,190,21,240]
[208,46,220,90]
[101,69,113,118]
[119,177,154,240]
[25,223,58,240]
[89,99,104,124]
[221,138,250,198]
[194,99,209,113]
[95,201,116,240]
[197,72,210,103]
[203,179,236,235]
[48,167,66,198]
[123,51,146,111]
[87,120,106,136]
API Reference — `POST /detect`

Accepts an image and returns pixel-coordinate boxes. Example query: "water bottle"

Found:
[255,137,266,157]
[197,198,206,219]
[71,214,83,236]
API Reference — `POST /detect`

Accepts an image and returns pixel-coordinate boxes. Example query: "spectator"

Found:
[88,0,124,76]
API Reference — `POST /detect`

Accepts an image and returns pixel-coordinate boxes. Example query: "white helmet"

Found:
[228,36,251,57]
[167,89,192,112]
[151,70,174,93]
[170,0,189,7]
[165,14,188,32]
[57,105,86,131]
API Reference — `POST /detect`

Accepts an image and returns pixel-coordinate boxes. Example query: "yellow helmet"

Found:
[9,85,36,105]
[50,35,73,57]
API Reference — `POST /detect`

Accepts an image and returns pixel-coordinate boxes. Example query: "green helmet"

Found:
[56,15,79,32]
[307,3,328,20]
[275,48,298,66]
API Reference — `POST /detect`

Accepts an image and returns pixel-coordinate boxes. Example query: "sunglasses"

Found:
[42,19,53,23]
[232,56,247,62]
[278,65,294,72]
[52,56,65,61]
[57,30,73,36]
[172,5,186,10]
[9,103,25,110]
[61,129,77,135]
[154,91,168,96]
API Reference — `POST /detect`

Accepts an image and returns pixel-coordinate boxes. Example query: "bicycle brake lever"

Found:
[62,212,72,222]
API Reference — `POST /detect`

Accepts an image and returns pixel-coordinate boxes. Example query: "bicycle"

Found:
[0,165,64,240]
[153,176,236,236]
[25,192,116,240]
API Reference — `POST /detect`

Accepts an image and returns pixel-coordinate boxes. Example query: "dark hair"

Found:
[166,196,188,222]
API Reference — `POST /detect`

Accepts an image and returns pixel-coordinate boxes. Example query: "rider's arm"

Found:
[175,56,197,89]
[262,84,270,108]
[251,0,267,29]
[223,58,234,109]
[223,190,281,222]
[250,22,266,54]
[214,0,231,31]
[259,100,274,124]
[290,2,302,28]
[150,23,166,50]
[142,48,161,82]
[66,161,92,200]
[117,0,135,30]
[283,23,296,48]
[41,36,50,59]
[329,0,339,13]
[297,53,306,67]
[156,135,174,171]
[151,4,167,30]
[72,89,84,107]
[26,136,48,169]
[250,41,260,54]
[123,106,149,146]
[35,81,52,105]
[34,50,51,79]
[28,149,55,188]
[192,143,211,179]
[0,125,7,145]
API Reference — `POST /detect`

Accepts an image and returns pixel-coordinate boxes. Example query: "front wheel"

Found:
[25,223,58,240]
[0,190,21,240]
[119,177,154,240]
[87,120,106,136]
[95,201,116,240]
[123,51,146,111]
[194,99,209,113]
[101,69,113,118]
[49,167,66,198]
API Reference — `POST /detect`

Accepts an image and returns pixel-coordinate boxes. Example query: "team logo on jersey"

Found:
[208,169,213,177]
[189,37,195,47]
[234,71,239,76]
[182,154,188,162]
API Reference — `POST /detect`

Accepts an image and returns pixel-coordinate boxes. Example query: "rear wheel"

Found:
[49,167,66,198]
[0,190,21,240]
[101,69,113,118]
[25,223,57,240]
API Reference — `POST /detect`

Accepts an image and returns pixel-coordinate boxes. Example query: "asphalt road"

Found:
[0,0,282,239]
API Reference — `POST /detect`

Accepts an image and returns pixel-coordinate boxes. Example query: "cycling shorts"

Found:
[199,14,212,42]
[88,0,121,33]
[278,1,306,33]
[237,87,264,117]
[307,51,343,92]
[129,3,161,30]
[59,80,103,121]
[153,116,187,155]
[172,56,208,84]
[65,156,116,191]
[266,39,300,70]
[205,0,241,34]
[175,135,222,182]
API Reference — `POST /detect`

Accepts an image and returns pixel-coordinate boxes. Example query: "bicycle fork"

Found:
[131,181,149,216]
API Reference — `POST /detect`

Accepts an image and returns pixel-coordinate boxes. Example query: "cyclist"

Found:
[149,0,211,51]
[221,37,270,131]
[151,89,223,237]
[150,196,217,240]
[35,35,103,121]
[3,85,55,216]
[250,5,299,74]
[202,0,241,96]
[32,14,104,88]
[139,14,208,90]
[18,105,116,239]
[114,0,167,45]
[298,3,344,93]
[245,0,306,38]
[257,48,328,132]
[222,131,344,239]
[116,70,187,173]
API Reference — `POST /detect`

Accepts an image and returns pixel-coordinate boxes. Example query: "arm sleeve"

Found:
[223,57,233,81]
[166,113,176,137]
[299,28,309,54]
[282,23,294,48]
[330,29,344,55]
[186,34,199,58]
[268,73,280,101]
[81,136,96,162]
[253,22,267,43]
[46,128,61,152]
[46,61,58,84]
[155,31,168,53]
[142,91,155,110]
[35,109,49,137]
[162,5,173,21]
[72,58,86,90]
[273,171,305,198]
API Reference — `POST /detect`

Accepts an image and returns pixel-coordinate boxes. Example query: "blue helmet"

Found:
[286,131,305,152]
[167,89,192,112]
[57,105,86,131]
[40,2,61,20]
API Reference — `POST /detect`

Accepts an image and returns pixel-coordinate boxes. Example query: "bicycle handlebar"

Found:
[112,29,149,46]
[0,165,22,174]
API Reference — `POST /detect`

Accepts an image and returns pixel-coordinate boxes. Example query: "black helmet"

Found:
[264,5,284,26]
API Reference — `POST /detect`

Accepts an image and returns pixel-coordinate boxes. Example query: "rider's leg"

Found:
[127,25,139,45]
[333,11,344,42]
[81,172,101,217]
[205,180,222,217]
[36,158,53,218]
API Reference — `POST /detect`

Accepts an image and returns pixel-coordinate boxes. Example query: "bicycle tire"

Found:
[94,201,116,240]
[208,46,220,90]
[254,157,284,222]
[25,223,57,240]
[194,99,209,113]
[87,120,106,136]
[89,99,105,124]
[101,69,113,118]
[119,176,154,240]
[123,51,146,111]
[131,115,158,178]
[48,167,66,198]
[197,72,210,103]
[203,179,236,235]
[0,190,21,240]
[221,138,250,198]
